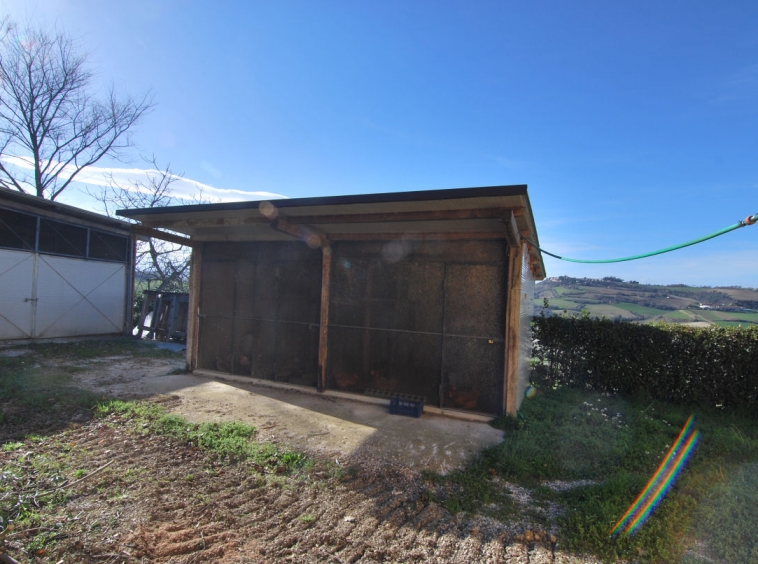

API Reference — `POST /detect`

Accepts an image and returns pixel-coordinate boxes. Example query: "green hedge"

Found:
[531,315,758,410]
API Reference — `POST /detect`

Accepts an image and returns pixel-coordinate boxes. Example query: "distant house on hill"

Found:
[119,185,545,417]
[0,189,135,340]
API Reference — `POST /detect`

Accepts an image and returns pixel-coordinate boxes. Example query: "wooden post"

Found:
[504,242,524,416]
[318,246,332,392]
[186,243,203,371]
[125,237,137,335]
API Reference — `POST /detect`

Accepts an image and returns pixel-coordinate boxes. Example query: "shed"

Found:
[119,184,545,416]
[0,189,135,340]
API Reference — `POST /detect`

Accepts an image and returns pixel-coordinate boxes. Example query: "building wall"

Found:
[197,239,509,415]
[197,242,321,387]
[328,240,507,414]
[0,204,131,340]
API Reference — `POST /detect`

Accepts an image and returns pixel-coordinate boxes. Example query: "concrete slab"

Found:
[74,358,504,474]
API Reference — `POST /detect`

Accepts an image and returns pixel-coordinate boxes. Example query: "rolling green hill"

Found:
[535,276,758,327]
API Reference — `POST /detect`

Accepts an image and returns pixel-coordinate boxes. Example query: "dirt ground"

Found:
[1,349,601,563]
[71,355,505,474]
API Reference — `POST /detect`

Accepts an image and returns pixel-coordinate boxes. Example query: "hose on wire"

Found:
[523,213,758,264]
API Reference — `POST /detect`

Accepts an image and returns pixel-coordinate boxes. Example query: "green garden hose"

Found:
[524,213,757,264]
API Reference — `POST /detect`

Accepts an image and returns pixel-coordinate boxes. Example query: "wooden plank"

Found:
[503,242,524,416]
[502,210,520,248]
[287,207,523,224]
[326,231,505,241]
[140,216,268,229]
[186,243,203,371]
[132,225,196,247]
[318,246,332,392]
[270,217,328,248]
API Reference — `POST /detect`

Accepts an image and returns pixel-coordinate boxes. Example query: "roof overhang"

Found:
[118,184,546,279]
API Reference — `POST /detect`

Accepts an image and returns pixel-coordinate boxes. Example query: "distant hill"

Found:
[534,276,758,327]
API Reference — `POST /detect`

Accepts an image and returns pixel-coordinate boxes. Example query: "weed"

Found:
[1,442,24,452]
[300,513,317,524]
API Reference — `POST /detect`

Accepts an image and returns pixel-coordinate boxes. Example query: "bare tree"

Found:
[0,19,153,200]
[90,157,210,293]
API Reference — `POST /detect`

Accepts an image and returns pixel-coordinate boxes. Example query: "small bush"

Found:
[532,316,758,411]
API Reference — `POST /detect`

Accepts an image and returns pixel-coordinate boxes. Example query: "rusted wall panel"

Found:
[197,242,321,386]
[442,336,503,414]
[198,259,235,371]
[327,240,507,414]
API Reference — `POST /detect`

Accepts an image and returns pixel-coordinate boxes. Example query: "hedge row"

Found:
[531,315,758,410]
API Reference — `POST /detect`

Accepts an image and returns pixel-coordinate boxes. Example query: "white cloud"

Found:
[1,155,288,203]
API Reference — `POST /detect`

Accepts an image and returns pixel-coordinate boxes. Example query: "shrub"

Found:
[532,315,758,411]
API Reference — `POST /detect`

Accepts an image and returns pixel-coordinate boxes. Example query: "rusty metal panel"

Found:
[444,264,505,337]
[442,336,503,414]
[327,240,507,414]
[232,258,257,375]
[327,326,442,402]
[198,259,236,371]
[274,323,319,386]
[198,242,321,386]
[443,262,506,414]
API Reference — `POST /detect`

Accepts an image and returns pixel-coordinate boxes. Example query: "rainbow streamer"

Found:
[611,415,700,537]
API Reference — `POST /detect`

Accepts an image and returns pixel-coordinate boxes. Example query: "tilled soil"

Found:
[1,408,599,564]
[1,349,601,563]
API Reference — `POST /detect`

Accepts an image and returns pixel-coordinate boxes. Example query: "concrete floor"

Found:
[76,358,505,474]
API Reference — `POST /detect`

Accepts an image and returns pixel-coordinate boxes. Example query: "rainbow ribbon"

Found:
[611,415,700,537]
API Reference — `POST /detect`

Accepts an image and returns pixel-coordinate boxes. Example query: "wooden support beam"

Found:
[132,225,196,247]
[504,242,525,416]
[326,231,505,241]
[287,207,523,225]
[270,217,328,248]
[186,244,203,371]
[140,216,268,229]
[502,210,520,248]
[318,246,332,392]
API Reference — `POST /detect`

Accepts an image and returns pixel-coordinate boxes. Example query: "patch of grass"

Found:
[615,302,670,316]
[300,513,317,524]
[434,387,758,562]
[584,304,638,320]
[664,310,693,320]
[2,441,24,452]
[689,462,758,562]
[96,399,309,473]
[30,337,182,361]
[546,298,581,310]
[0,352,100,420]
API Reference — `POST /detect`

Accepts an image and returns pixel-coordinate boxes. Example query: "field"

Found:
[536,277,758,326]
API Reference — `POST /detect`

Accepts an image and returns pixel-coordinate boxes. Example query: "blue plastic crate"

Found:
[389,396,425,418]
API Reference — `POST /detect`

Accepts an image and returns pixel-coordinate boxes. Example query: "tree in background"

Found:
[90,157,212,296]
[0,18,153,200]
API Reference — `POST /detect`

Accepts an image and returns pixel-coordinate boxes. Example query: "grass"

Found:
[583,304,638,320]
[433,387,758,563]
[614,302,670,316]
[0,337,181,423]
[0,339,310,541]
[95,399,309,471]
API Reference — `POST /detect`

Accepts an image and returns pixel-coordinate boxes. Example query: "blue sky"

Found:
[2,1,757,286]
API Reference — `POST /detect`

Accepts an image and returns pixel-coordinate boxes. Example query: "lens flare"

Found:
[611,415,700,537]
